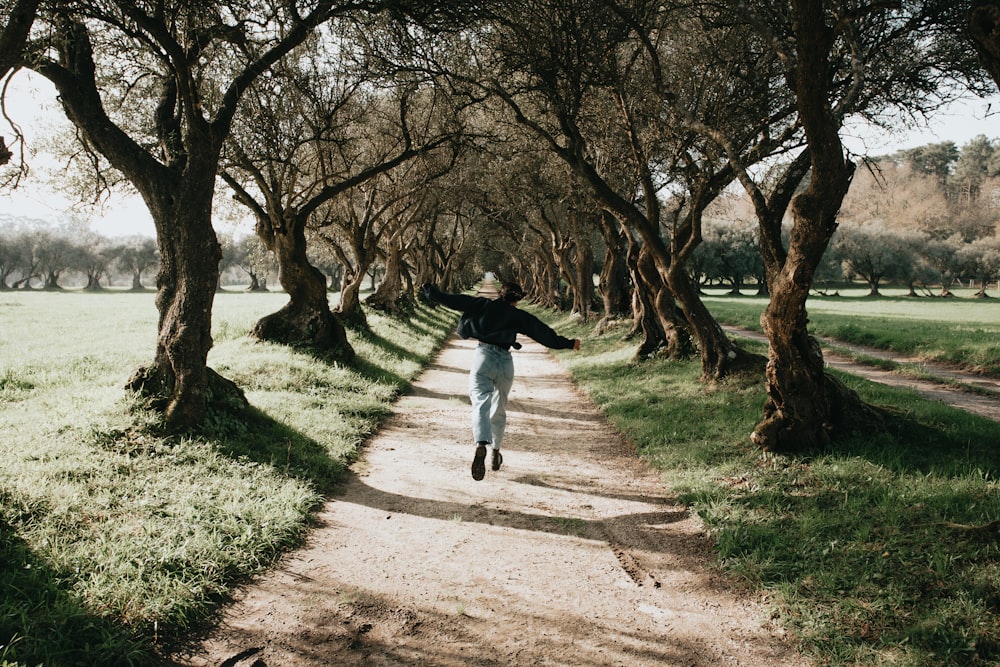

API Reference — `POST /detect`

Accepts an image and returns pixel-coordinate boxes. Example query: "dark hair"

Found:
[498,282,526,304]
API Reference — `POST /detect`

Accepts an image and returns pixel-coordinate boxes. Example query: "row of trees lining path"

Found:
[3,1,1000,452]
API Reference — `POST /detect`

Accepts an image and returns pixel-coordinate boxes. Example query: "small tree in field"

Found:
[923,233,967,296]
[959,236,1000,297]
[831,223,916,296]
[114,236,158,291]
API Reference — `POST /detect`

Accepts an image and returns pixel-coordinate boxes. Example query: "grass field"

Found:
[539,293,1000,667]
[702,287,1000,375]
[0,288,458,666]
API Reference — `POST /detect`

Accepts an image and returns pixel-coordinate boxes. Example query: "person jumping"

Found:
[422,281,581,480]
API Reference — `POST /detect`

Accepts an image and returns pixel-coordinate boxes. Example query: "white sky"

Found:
[3,71,1000,239]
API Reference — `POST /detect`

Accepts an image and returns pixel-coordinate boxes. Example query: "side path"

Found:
[171,336,804,666]
[723,325,1000,423]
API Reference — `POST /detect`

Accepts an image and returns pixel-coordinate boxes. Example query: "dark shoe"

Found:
[492,449,503,471]
[472,443,487,481]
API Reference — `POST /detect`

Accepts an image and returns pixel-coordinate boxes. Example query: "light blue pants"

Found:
[469,343,515,449]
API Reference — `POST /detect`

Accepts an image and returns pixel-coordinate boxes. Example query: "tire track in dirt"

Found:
[169,334,804,667]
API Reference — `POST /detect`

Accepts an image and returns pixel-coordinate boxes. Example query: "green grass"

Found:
[539,305,1000,667]
[5,286,999,666]
[702,287,1000,376]
[0,289,457,666]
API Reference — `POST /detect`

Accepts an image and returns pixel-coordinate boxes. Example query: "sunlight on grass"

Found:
[0,289,457,666]
[705,290,1000,374]
[539,304,1000,667]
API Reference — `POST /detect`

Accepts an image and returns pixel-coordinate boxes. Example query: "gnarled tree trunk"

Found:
[666,259,764,379]
[127,196,247,430]
[595,211,631,334]
[630,244,692,360]
[252,217,355,361]
[366,241,409,314]
[751,0,883,452]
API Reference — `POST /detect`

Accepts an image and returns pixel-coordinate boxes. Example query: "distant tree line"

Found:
[0,219,295,291]
[693,135,1000,297]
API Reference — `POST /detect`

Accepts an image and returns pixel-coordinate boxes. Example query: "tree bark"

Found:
[665,258,764,379]
[751,0,883,452]
[595,211,631,334]
[0,0,41,168]
[26,5,342,431]
[126,200,247,430]
[337,268,370,327]
[366,241,409,314]
[630,244,691,360]
[571,214,595,320]
[970,2,1000,88]
[251,217,354,360]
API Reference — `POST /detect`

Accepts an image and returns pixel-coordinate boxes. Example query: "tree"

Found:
[698,218,762,295]
[959,235,1000,296]
[114,235,158,291]
[18,1,392,430]
[34,229,75,289]
[233,234,275,292]
[831,223,915,296]
[361,125,464,313]
[460,1,759,366]
[0,223,29,288]
[78,231,114,290]
[594,209,632,332]
[223,40,458,347]
[902,141,960,186]
[0,0,40,170]
[923,233,967,295]
[970,1,1000,90]
[951,134,996,205]
[710,0,987,452]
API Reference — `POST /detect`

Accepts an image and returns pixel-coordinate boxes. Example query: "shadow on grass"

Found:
[676,373,1000,665]
[837,378,1000,479]
[0,491,154,667]
[207,405,349,495]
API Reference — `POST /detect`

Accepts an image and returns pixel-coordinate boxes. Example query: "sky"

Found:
[3,71,1000,239]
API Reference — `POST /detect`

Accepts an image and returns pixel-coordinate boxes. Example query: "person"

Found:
[422,280,581,481]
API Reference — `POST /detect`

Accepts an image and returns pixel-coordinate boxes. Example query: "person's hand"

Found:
[573,339,581,351]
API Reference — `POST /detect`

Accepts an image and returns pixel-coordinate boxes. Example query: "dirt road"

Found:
[171,335,802,666]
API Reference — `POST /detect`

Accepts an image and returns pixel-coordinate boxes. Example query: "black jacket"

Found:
[423,285,575,351]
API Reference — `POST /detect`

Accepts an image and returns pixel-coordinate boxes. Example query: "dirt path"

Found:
[723,326,1000,423]
[171,335,802,666]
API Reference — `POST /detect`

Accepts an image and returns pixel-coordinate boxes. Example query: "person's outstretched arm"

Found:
[423,283,484,313]
[517,310,577,350]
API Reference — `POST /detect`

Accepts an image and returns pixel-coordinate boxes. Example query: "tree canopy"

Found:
[2,0,998,449]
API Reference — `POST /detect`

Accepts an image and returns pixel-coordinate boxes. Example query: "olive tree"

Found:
[831,223,916,296]
[114,235,158,291]
[709,0,988,451]
[221,24,460,351]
